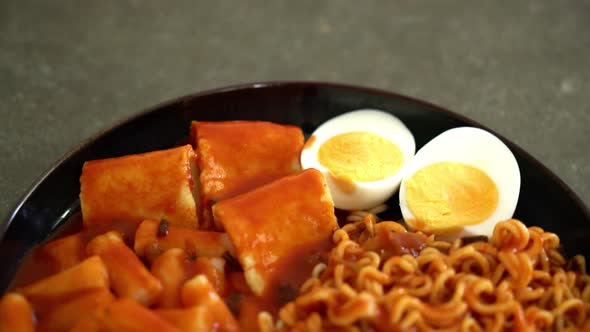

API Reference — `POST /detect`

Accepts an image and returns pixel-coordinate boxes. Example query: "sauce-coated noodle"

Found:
[259,218,590,332]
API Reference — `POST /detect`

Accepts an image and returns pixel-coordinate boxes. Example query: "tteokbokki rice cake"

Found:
[1,110,589,332]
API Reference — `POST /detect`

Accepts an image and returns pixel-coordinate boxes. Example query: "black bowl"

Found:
[1,81,589,292]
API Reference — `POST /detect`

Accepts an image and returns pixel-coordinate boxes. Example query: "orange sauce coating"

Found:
[191,121,303,229]
[213,169,338,296]
[80,145,198,229]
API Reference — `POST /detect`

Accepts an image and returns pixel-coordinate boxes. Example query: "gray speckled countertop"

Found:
[1,1,588,223]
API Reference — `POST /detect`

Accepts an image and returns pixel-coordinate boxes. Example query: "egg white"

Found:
[399,127,521,238]
[300,109,415,210]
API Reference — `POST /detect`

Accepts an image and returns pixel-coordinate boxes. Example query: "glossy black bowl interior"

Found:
[1,82,589,292]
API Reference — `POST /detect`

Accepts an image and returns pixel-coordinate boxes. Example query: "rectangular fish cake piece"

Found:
[191,121,303,229]
[213,169,338,296]
[80,145,199,229]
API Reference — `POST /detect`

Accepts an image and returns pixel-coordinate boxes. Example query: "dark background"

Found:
[1,1,589,222]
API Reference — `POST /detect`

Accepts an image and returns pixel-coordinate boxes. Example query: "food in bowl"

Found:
[399,126,521,239]
[0,111,588,332]
[300,109,415,211]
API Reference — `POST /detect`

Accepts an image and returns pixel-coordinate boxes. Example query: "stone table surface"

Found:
[1,1,589,224]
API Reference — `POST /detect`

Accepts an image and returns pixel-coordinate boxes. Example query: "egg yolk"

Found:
[318,131,404,183]
[404,162,499,233]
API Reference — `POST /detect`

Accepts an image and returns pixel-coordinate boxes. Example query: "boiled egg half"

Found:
[300,109,415,210]
[399,127,520,238]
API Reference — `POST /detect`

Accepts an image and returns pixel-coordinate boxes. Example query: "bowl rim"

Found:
[3,80,589,239]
